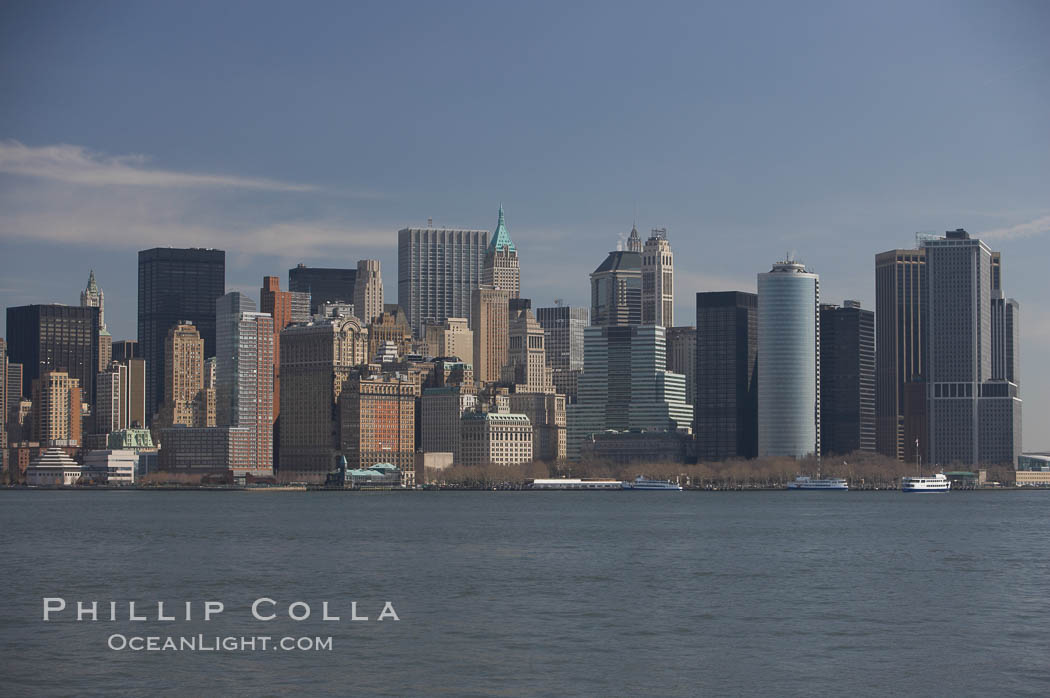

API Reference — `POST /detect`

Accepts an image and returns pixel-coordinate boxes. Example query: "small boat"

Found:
[624,476,682,491]
[901,473,950,493]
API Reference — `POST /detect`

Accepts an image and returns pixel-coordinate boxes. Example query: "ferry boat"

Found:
[624,476,683,491]
[528,478,624,490]
[901,473,950,493]
[787,476,848,490]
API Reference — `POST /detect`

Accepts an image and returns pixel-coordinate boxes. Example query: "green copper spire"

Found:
[488,203,516,254]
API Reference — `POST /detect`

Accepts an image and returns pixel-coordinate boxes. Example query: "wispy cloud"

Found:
[981,214,1050,241]
[0,140,317,192]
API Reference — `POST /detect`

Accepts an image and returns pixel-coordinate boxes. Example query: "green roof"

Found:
[488,204,516,254]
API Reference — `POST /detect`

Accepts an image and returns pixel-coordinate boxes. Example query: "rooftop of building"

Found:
[593,249,641,274]
[488,204,516,254]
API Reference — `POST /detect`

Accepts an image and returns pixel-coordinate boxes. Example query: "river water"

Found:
[2,490,1048,696]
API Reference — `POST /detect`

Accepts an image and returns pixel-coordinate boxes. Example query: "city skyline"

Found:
[1,2,1048,448]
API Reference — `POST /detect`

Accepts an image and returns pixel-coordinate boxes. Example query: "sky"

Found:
[1,0,1048,448]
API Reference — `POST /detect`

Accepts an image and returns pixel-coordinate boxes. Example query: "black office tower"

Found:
[5,304,99,404]
[695,292,758,460]
[138,248,225,423]
[288,264,356,315]
[819,301,876,456]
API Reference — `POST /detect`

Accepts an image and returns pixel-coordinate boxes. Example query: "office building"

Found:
[95,361,130,434]
[924,229,1021,467]
[471,286,511,385]
[339,372,419,474]
[641,228,674,326]
[874,247,927,462]
[590,234,642,327]
[568,325,692,460]
[353,260,384,325]
[6,304,99,407]
[460,412,533,466]
[757,261,820,458]
[157,425,253,476]
[398,225,489,336]
[536,305,588,403]
[260,276,307,421]
[112,340,140,361]
[421,387,477,461]
[31,371,82,447]
[155,322,214,429]
[288,264,357,316]
[138,248,225,423]
[665,326,696,408]
[279,315,368,481]
[216,293,275,475]
[424,317,473,364]
[504,307,553,393]
[820,301,875,456]
[80,270,112,371]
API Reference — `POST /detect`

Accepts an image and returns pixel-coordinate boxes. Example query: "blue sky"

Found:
[1,1,1048,448]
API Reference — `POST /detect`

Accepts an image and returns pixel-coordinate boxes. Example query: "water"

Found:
[2,490,1049,696]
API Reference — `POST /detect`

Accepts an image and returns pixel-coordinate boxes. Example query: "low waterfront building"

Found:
[157,426,253,477]
[26,448,83,486]
[416,452,453,484]
[580,429,692,465]
[460,411,533,466]
[1018,453,1050,471]
[82,449,138,484]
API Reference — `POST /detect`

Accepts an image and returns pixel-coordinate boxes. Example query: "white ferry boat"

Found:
[901,473,950,493]
[787,476,848,490]
[528,478,624,490]
[624,476,682,491]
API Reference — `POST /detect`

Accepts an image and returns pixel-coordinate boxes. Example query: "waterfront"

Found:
[2,491,1049,696]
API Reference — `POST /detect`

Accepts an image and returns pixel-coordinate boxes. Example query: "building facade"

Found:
[925,229,1021,467]
[568,325,692,460]
[471,286,510,385]
[874,247,927,462]
[590,243,642,327]
[536,305,587,403]
[80,270,111,371]
[819,301,875,456]
[288,264,357,316]
[31,371,82,447]
[641,228,673,327]
[278,316,369,481]
[398,226,489,337]
[352,259,384,325]
[138,248,225,423]
[757,261,820,458]
[6,304,99,409]
[460,412,534,466]
[339,372,419,473]
[424,317,473,364]
[421,387,477,461]
[156,322,214,429]
[665,326,696,409]
[157,426,253,476]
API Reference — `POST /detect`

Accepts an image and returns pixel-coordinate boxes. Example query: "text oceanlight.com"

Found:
[107,635,334,652]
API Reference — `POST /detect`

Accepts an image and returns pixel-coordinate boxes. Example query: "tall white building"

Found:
[757,260,820,458]
[216,292,275,475]
[568,325,692,460]
[398,225,489,337]
[642,229,674,327]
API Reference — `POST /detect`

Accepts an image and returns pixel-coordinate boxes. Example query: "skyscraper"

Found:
[568,325,692,460]
[536,305,588,403]
[6,304,99,406]
[138,248,225,423]
[504,307,554,394]
[874,247,927,462]
[353,260,384,325]
[819,301,875,456]
[924,229,1021,466]
[482,205,520,297]
[695,292,758,460]
[31,371,82,447]
[757,261,820,458]
[665,326,695,408]
[398,225,489,337]
[590,235,641,327]
[80,270,112,371]
[216,293,275,475]
[279,315,368,481]
[642,228,673,327]
[155,322,214,429]
[471,286,510,385]
[288,264,357,316]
